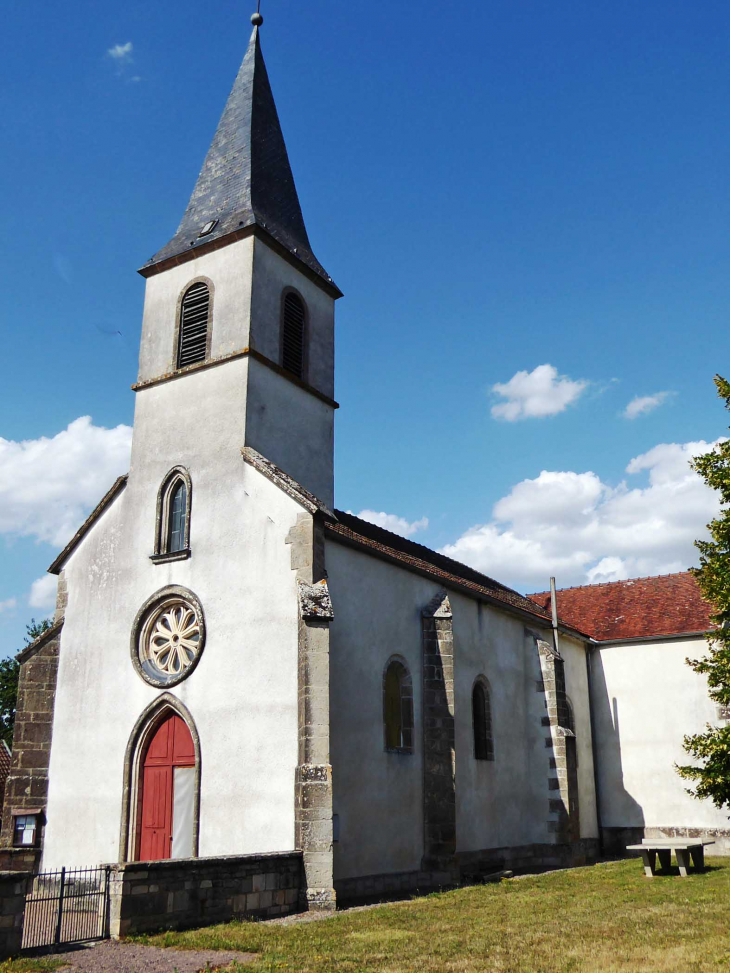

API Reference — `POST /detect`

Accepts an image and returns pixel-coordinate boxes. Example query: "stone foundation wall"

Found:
[0,850,41,875]
[0,871,31,959]
[603,826,730,857]
[108,852,303,938]
[335,840,600,902]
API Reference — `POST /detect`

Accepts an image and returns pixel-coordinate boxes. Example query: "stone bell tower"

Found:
[131,15,342,508]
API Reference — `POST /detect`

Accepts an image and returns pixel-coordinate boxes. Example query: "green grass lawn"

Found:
[127,858,730,973]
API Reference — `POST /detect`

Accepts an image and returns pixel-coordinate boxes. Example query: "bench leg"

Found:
[676,848,690,877]
[640,849,657,877]
[690,846,705,872]
[657,849,672,873]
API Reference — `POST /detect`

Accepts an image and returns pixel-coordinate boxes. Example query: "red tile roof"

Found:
[528,572,714,641]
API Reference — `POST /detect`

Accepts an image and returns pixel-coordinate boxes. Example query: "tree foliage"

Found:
[24,618,52,646]
[677,375,730,808]
[0,658,19,749]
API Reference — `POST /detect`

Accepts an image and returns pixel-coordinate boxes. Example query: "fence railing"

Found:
[22,866,109,951]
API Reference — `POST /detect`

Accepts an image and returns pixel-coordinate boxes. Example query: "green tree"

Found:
[677,375,730,808]
[24,617,52,646]
[0,658,20,749]
[0,618,52,749]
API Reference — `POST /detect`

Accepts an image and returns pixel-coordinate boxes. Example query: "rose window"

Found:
[134,591,205,687]
[149,605,200,675]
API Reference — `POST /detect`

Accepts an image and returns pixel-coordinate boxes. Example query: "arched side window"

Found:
[177,282,211,369]
[383,658,414,754]
[153,467,192,561]
[281,291,306,379]
[563,696,576,736]
[472,677,494,761]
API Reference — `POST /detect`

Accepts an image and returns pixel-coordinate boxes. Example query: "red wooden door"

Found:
[137,714,195,861]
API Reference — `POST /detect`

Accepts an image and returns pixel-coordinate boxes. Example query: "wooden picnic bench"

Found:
[627,839,714,877]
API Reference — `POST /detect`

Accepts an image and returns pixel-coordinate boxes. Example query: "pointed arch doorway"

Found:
[137,713,196,861]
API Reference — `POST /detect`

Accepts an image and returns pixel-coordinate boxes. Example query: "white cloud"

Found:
[441,439,723,591]
[351,510,429,538]
[0,599,16,616]
[623,391,672,420]
[107,42,133,63]
[29,576,58,611]
[491,364,588,421]
[0,416,132,548]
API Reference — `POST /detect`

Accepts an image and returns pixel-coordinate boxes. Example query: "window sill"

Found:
[150,549,191,565]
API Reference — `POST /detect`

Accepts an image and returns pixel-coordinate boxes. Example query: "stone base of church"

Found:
[335,840,601,903]
[107,852,303,938]
[602,826,730,857]
[0,848,42,874]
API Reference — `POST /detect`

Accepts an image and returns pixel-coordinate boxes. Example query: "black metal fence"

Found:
[22,866,110,951]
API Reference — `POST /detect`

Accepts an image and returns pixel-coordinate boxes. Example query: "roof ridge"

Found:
[333,509,527,601]
[529,570,697,596]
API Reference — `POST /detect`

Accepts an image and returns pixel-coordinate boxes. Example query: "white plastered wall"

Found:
[591,637,730,834]
[137,237,255,384]
[136,236,336,507]
[42,452,304,870]
[326,540,598,883]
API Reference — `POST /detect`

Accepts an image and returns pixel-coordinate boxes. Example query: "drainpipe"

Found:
[550,577,560,656]
[585,644,605,858]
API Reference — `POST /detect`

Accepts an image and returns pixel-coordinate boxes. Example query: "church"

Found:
[3,13,729,926]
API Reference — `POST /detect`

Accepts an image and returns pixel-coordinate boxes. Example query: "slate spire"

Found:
[144,25,336,290]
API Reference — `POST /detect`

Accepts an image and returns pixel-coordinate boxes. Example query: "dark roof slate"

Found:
[528,572,714,641]
[327,511,559,627]
[143,27,336,291]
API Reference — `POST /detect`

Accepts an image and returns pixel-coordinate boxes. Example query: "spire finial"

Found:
[251,0,263,27]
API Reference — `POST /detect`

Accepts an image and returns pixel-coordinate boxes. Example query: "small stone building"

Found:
[2,18,726,918]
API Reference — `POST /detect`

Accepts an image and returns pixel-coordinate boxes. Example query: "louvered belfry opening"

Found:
[177,282,210,368]
[282,292,306,379]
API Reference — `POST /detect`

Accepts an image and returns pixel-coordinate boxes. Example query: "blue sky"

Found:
[2,0,730,656]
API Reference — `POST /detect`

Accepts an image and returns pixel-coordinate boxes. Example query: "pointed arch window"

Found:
[177,282,210,369]
[472,677,494,761]
[282,291,306,379]
[167,480,186,553]
[383,657,414,754]
[152,468,192,562]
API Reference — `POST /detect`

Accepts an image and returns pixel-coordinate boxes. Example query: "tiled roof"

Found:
[327,511,557,627]
[528,572,714,641]
[143,26,338,293]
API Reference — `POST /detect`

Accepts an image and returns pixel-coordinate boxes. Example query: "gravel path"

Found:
[56,940,256,972]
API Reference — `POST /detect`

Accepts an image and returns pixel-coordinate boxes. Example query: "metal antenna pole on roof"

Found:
[550,576,561,656]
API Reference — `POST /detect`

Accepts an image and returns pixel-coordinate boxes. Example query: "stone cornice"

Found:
[132,347,339,410]
[48,476,128,576]
[16,618,64,664]
[138,223,343,301]
[242,448,335,520]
